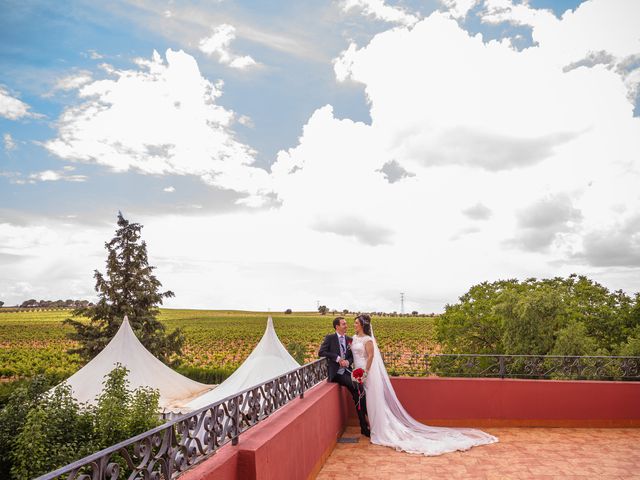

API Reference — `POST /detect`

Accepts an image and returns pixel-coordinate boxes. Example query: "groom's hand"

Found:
[339,360,349,367]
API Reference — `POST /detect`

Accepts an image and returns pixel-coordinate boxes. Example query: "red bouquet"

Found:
[350,368,367,411]
[351,367,367,384]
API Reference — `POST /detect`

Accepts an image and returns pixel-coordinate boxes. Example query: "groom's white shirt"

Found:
[336,332,346,363]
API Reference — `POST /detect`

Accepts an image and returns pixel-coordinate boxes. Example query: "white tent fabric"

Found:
[58,316,213,412]
[185,316,299,411]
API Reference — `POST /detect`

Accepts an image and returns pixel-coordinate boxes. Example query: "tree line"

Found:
[5,299,94,309]
[316,305,436,317]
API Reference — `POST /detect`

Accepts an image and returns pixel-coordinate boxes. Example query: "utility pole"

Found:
[400,292,405,315]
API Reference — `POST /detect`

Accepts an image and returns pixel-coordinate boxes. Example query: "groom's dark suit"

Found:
[319,332,369,436]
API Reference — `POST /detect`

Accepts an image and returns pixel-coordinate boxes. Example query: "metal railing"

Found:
[381,353,640,380]
[36,358,328,480]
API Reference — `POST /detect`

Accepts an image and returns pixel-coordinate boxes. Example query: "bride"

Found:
[351,314,498,455]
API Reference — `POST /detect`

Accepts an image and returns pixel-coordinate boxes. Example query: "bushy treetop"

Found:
[66,212,183,363]
[436,274,639,357]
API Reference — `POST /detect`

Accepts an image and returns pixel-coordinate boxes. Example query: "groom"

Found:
[319,317,370,437]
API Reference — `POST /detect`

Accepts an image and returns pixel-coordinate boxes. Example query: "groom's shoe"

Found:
[361,428,370,438]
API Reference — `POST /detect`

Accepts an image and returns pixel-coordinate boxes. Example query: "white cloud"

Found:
[480,0,558,29]
[164,186,176,193]
[480,0,640,93]
[511,194,582,252]
[28,169,87,183]
[237,114,254,128]
[313,215,394,246]
[0,223,59,252]
[5,0,640,312]
[45,49,270,205]
[54,71,93,91]
[3,133,16,151]
[0,221,107,304]
[199,24,258,69]
[579,215,640,267]
[440,0,479,19]
[342,0,420,26]
[0,86,41,120]
[463,203,492,220]
[86,50,104,60]
[265,0,640,308]
[377,159,415,183]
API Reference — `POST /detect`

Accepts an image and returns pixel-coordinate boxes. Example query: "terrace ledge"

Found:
[181,376,640,479]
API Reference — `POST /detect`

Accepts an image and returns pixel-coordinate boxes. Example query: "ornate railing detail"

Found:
[381,353,640,380]
[35,358,328,480]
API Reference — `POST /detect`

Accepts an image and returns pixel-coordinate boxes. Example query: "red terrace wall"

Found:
[181,377,639,480]
[343,377,640,428]
[180,381,347,480]
[179,442,239,480]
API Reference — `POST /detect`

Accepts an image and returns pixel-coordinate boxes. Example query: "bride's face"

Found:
[354,319,363,334]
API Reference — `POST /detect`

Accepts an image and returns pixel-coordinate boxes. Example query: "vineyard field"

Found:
[0,309,438,383]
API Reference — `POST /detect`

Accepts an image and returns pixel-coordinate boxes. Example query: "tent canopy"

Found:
[58,316,213,412]
[185,316,299,411]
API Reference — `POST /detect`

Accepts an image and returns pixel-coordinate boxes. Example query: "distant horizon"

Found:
[4,269,639,316]
[0,303,440,315]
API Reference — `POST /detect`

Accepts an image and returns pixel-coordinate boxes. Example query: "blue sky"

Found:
[2,0,639,311]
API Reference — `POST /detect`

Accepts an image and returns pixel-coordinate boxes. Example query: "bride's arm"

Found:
[365,340,374,372]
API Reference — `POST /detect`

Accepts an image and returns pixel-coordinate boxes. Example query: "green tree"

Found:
[437,275,638,358]
[551,321,599,356]
[551,275,634,352]
[436,280,523,353]
[66,212,183,363]
[618,326,640,357]
[318,305,328,315]
[497,285,562,355]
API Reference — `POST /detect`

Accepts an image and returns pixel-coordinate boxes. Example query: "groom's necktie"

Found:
[338,336,346,374]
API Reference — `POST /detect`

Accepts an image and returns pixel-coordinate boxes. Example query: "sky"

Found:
[1,0,639,313]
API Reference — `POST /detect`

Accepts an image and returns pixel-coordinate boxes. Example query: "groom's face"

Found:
[335,318,347,336]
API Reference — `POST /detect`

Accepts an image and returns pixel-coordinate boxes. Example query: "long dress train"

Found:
[351,333,498,456]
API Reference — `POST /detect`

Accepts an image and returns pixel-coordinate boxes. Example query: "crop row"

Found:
[0,309,438,379]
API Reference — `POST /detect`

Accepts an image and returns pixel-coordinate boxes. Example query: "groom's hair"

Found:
[333,317,345,330]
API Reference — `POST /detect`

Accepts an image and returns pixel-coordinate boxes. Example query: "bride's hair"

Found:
[355,314,372,336]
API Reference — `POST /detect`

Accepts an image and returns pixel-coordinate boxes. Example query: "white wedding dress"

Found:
[351,333,498,455]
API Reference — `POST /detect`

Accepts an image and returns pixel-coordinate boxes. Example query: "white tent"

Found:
[59,316,213,412]
[185,316,299,411]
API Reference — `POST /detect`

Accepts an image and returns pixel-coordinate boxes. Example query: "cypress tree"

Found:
[65,212,183,364]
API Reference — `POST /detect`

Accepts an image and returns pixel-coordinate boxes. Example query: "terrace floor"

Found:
[317,426,640,480]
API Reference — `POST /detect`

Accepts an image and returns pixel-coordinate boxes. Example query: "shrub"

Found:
[11,384,95,479]
[0,375,52,478]
[1,365,161,479]
[175,366,234,384]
